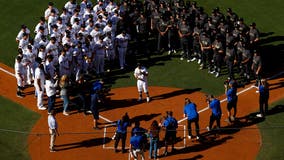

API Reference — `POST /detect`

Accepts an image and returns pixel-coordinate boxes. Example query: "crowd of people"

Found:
[13,0,270,158]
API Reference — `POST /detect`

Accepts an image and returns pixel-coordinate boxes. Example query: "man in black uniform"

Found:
[240,43,252,84]
[248,22,260,51]
[225,42,237,80]
[200,32,213,71]
[157,16,169,53]
[251,50,262,86]
[178,18,192,62]
[212,35,224,77]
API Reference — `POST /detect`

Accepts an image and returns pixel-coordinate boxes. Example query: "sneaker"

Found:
[146,97,150,103]
[199,66,204,70]
[163,151,168,156]
[196,136,200,140]
[50,149,56,152]
[191,57,196,61]
[210,71,215,74]
[86,110,92,114]
[63,111,69,116]
[187,59,190,62]
[173,50,177,53]
[206,126,210,131]
[38,107,47,110]
[180,57,184,60]
[120,67,124,70]
[197,59,201,64]
[188,135,192,139]
[215,72,219,77]
[168,51,171,55]
[256,114,263,118]
[17,94,24,98]
[138,97,142,102]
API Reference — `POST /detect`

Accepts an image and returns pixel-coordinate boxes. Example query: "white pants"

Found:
[118,47,127,68]
[16,75,24,87]
[137,80,148,93]
[131,149,145,160]
[35,85,44,108]
[95,55,105,74]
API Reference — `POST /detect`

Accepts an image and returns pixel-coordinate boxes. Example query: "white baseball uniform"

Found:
[34,66,45,108]
[134,66,149,93]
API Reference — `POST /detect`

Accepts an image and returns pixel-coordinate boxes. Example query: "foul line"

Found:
[0,67,15,77]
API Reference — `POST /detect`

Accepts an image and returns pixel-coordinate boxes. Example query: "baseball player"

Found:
[225,80,238,122]
[134,63,150,102]
[94,35,106,76]
[34,63,46,110]
[15,56,25,98]
[115,30,130,69]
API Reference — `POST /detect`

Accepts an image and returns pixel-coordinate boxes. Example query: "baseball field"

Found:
[0,0,284,160]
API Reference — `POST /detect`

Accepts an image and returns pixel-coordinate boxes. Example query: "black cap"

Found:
[48,2,54,6]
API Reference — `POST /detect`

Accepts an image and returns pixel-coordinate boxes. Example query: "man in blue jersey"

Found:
[161,111,178,156]
[183,98,200,140]
[225,80,238,122]
[130,131,145,160]
[114,113,130,153]
[207,95,222,131]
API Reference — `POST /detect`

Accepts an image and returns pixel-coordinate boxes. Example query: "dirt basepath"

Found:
[1,63,284,160]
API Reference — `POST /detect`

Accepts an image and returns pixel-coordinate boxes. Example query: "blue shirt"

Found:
[130,135,143,149]
[116,120,129,134]
[163,116,178,130]
[226,87,237,102]
[131,127,146,136]
[184,103,198,120]
[259,85,269,98]
[209,99,222,116]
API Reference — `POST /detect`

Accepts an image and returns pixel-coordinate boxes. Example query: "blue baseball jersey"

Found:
[163,116,178,130]
[226,87,237,102]
[116,120,129,134]
[259,85,269,98]
[130,135,143,149]
[184,103,199,120]
[209,99,222,116]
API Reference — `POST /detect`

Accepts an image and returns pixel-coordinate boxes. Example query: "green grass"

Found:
[0,96,40,160]
[257,99,284,160]
[111,54,225,95]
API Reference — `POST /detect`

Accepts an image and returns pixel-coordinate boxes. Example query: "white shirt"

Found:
[34,67,45,87]
[18,38,29,50]
[45,79,57,97]
[48,114,58,129]
[16,29,30,41]
[134,66,148,82]
[64,1,77,14]
[116,34,130,48]
[15,59,24,77]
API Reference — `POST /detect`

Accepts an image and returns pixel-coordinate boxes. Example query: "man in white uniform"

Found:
[115,30,130,69]
[134,63,150,102]
[34,63,46,110]
[15,56,25,98]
